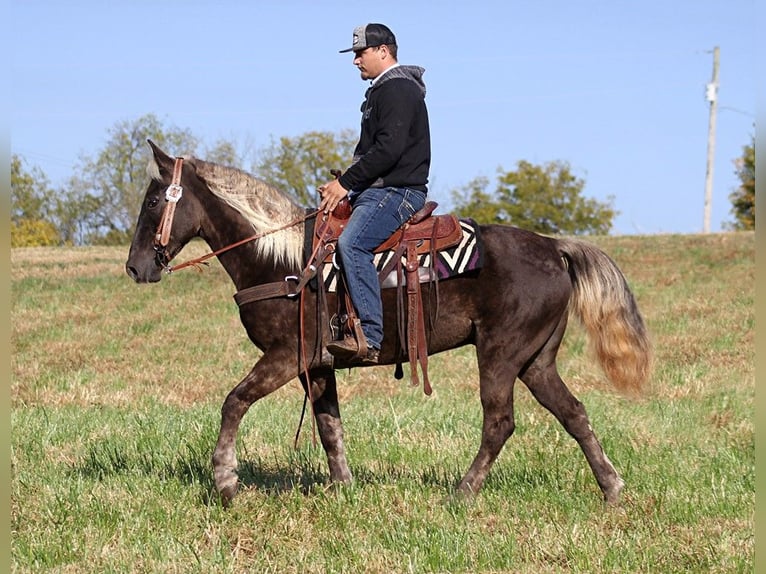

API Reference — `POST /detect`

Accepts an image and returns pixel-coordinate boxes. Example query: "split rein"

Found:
[153,157,329,447]
[153,157,321,274]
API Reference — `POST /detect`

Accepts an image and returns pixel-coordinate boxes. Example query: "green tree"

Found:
[11,154,61,246]
[54,186,104,246]
[255,129,357,206]
[451,160,617,235]
[67,113,199,245]
[727,136,755,231]
[203,137,250,169]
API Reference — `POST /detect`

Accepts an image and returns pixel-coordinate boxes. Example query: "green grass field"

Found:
[11,233,754,573]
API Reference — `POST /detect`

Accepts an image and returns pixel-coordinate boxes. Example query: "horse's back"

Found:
[471,223,571,303]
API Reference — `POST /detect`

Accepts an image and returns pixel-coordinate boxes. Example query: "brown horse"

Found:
[126,141,652,506]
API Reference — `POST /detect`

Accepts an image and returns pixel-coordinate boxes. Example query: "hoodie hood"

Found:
[373,65,427,96]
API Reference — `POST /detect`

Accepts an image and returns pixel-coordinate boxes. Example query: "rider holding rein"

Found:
[318,23,431,365]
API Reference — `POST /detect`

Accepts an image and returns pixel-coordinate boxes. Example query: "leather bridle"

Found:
[148,157,326,446]
[153,157,185,272]
[151,156,320,274]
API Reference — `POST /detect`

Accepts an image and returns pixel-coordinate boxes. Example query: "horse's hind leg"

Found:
[212,345,297,505]
[301,369,352,484]
[519,321,624,504]
[457,339,520,496]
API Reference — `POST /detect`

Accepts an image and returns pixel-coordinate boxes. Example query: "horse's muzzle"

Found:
[125,260,163,283]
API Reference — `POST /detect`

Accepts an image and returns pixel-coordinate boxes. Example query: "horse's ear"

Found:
[147,139,175,181]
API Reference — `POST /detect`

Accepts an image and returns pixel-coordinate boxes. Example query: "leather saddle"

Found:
[311,199,463,395]
[314,200,462,261]
[234,198,464,395]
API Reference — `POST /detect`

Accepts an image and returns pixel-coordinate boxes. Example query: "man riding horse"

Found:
[318,23,431,365]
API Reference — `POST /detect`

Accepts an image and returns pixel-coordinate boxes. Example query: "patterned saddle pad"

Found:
[317,219,484,292]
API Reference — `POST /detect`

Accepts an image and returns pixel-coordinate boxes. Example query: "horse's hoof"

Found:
[443,489,474,507]
[215,470,239,507]
[603,477,625,506]
[455,480,480,500]
[219,484,238,508]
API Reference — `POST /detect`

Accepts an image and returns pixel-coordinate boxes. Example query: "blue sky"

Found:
[12,0,755,234]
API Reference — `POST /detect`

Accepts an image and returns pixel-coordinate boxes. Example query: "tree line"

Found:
[11,113,755,247]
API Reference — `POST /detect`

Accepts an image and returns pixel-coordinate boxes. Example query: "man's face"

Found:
[352,46,387,80]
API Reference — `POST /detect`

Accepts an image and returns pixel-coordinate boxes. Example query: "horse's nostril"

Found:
[126,265,139,281]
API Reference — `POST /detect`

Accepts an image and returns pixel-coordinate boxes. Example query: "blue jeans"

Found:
[337,187,426,350]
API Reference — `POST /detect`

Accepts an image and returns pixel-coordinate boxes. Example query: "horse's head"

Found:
[126,140,307,284]
[125,140,202,283]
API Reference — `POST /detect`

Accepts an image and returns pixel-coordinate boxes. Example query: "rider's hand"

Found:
[318,179,349,214]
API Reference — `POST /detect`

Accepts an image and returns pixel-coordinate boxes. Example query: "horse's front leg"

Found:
[302,369,353,484]
[212,345,297,506]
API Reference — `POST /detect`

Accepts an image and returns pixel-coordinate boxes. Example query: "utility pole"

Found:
[703,46,719,233]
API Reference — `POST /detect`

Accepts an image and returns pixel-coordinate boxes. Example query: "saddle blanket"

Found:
[319,218,484,292]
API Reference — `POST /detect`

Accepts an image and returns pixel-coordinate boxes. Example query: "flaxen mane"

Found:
[149,156,306,270]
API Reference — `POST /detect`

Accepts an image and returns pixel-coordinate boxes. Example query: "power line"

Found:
[12,147,77,169]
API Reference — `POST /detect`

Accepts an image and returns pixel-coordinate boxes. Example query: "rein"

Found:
[152,157,320,274]
[152,160,324,446]
[168,209,321,274]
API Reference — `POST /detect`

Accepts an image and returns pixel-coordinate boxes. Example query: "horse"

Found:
[126,141,652,506]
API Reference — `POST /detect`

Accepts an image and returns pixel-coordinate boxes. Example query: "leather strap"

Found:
[234,280,300,306]
[406,241,432,395]
[233,240,332,307]
[232,203,442,396]
[155,158,184,248]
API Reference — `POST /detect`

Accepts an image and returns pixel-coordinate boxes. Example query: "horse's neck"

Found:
[200,195,304,290]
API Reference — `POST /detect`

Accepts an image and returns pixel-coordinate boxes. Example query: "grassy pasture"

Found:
[11,233,754,573]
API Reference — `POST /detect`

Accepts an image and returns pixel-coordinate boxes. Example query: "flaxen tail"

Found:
[558,238,653,395]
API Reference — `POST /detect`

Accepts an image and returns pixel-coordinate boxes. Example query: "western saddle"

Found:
[234,198,463,395]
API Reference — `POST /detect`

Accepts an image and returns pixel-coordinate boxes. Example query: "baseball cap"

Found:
[339,23,397,53]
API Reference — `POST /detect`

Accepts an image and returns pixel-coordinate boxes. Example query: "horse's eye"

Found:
[147,196,160,209]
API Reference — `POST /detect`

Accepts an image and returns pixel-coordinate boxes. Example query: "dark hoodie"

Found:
[339,65,430,194]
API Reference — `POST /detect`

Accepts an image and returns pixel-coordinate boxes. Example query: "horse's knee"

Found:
[220,388,251,423]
